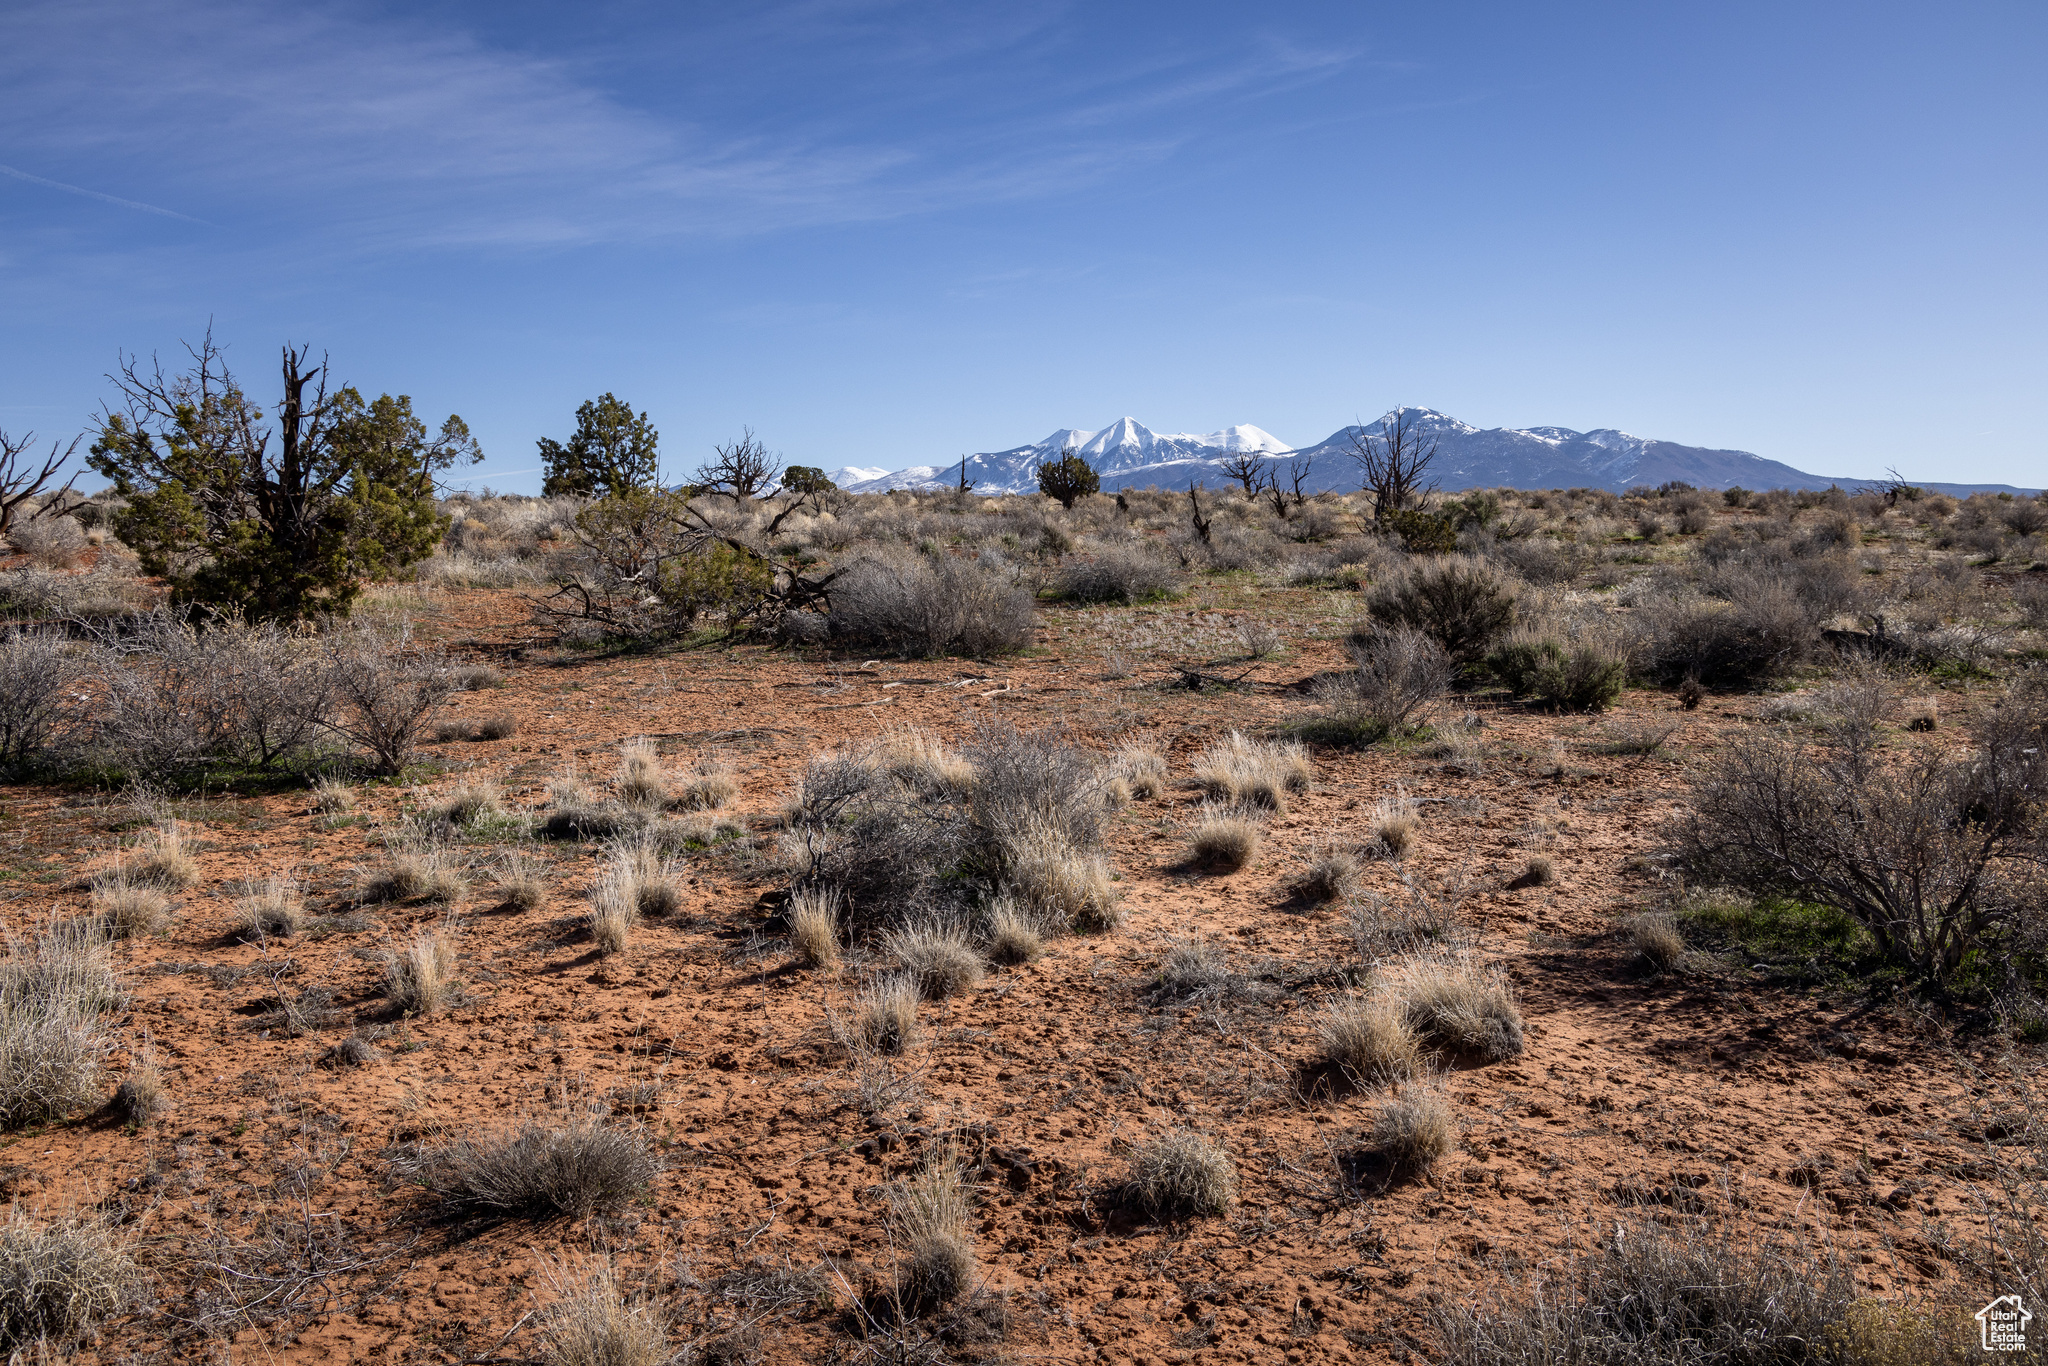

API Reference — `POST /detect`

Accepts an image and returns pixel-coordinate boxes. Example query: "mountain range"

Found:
[827,410,2035,498]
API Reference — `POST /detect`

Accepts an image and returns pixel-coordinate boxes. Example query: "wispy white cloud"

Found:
[0,163,202,221]
[0,0,1351,254]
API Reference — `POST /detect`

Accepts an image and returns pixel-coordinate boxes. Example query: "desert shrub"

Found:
[1293,846,1361,904]
[1052,545,1179,603]
[827,549,1032,657]
[587,867,638,955]
[1365,556,1519,664]
[1672,688,2048,986]
[1394,956,1525,1062]
[0,923,118,1127]
[1154,935,1230,1000]
[89,871,172,939]
[1319,996,1420,1086]
[535,1258,669,1366]
[1629,912,1685,970]
[113,1052,165,1123]
[1485,627,1629,711]
[1365,1083,1453,1174]
[983,898,1046,964]
[1493,537,1591,586]
[1302,625,1451,746]
[0,631,85,771]
[319,622,457,774]
[1644,586,1812,690]
[1127,1130,1237,1220]
[395,1117,659,1218]
[1113,743,1167,799]
[1191,732,1311,811]
[885,919,984,1000]
[382,927,457,1014]
[786,887,841,970]
[475,712,519,740]
[891,1145,976,1309]
[1370,790,1420,857]
[234,875,304,940]
[855,975,920,1055]
[9,515,88,569]
[0,1213,134,1351]
[613,739,667,807]
[1189,805,1261,871]
[1434,1211,1859,1366]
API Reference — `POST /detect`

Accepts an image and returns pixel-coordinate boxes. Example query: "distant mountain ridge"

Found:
[829,410,2035,498]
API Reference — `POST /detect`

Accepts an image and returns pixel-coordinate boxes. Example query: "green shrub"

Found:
[1384,508,1457,553]
[1485,631,1628,711]
[1365,556,1519,664]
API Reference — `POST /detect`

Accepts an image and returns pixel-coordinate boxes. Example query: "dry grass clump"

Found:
[1366,1082,1454,1174]
[614,739,669,807]
[786,887,841,971]
[88,871,172,939]
[113,1051,164,1123]
[1369,790,1419,858]
[475,713,519,741]
[119,822,198,892]
[1628,912,1685,970]
[311,777,356,814]
[234,875,304,940]
[587,868,638,955]
[382,927,457,1015]
[396,1117,660,1219]
[891,1144,976,1310]
[491,851,549,911]
[1319,995,1421,1086]
[1003,820,1121,932]
[983,898,1045,965]
[885,920,984,1000]
[1128,1129,1238,1220]
[0,1212,134,1351]
[1293,846,1361,905]
[1189,804,1262,872]
[0,923,118,1127]
[876,728,977,794]
[542,770,641,842]
[1192,732,1311,812]
[429,779,503,829]
[1113,743,1168,799]
[1394,955,1525,1062]
[1517,853,1556,887]
[322,1033,382,1069]
[358,849,467,904]
[1155,935,1230,1000]
[1433,1211,1861,1366]
[670,756,739,812]
[854,975,920,1055]
[607,834,684,918]
[535,1258,669,1366]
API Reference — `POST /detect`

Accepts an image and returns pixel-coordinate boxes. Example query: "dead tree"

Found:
[0,431,81,536]
[1347,408,1438,525]
[1187,481,1212,543]
[694,428,782,502]
[1218,451,1270,498]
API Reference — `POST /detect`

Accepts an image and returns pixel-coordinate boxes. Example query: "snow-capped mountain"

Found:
[838,410,2034,497]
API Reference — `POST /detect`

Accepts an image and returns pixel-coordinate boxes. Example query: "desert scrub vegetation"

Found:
[1126,1129,1238,1220]
[1672,678,2048,989]
[1291,845,1362,904]
[1390,954,1525,1062]
[382,926,458,1014]
[534,1257,669,1366]
[0,1211,136,1352]
[890,1144,977,1310]
[0,922,120,1127]
[1362,1082,1454,1177]
[779,721,1120,940]
[393,1115,660,1218]
[88,869,173,939]
[233,874,304,940]
[357,847,467,905]
[1318,995,1422,1086]
[1301,624,1451,747]
[785,887,842,970]
[1191,731,1311,811]
[884,919,984,999]
[1188,804,1262,872]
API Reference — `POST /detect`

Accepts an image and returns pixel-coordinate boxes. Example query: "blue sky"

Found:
[2,1,2042,491]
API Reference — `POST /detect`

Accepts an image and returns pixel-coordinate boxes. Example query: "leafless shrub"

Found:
[1189,805,1261,872]
[1319,996,1421,1087]
[891,1144,976,1310]
[1645,585,1813,690]
[1671,684,2048,985]
[1305,625,1452,745]
[1393,955,1524,1062]
[782,887,840,971]
[1433,1210,1859,1366]
[382,927,457,1014]
[828,549,1033,657]
[394,1117,660,1219]
[1127,1130,1237,1220]
[9,515,87,569]
[1052,545,1180,604]
[0,631,85,770]
[0,1212,134,1351]
[535,1257,669,1366]
[234,875,304,940]
[885,919,983,1000]
[318,621,457,775]
[1233,618,1284,659]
